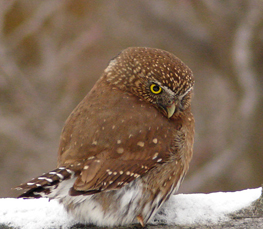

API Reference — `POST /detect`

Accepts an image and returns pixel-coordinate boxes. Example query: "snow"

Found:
[0,188,261,228]
[152,188,261,225]
[0,198,77,229]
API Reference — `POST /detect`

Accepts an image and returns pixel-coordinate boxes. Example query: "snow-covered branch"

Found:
[0,188,262,229]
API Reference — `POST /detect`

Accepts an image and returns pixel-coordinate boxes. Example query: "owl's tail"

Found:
[14,167,75,198]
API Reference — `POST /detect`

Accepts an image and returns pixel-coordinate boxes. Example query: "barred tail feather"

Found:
[15,167,75,198]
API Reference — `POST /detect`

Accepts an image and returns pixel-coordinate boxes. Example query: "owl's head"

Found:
[105,47,194,119]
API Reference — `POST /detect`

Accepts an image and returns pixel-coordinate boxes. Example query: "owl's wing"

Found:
[70,156,162,195]
[58,92,181,195]
[63,117,175,195]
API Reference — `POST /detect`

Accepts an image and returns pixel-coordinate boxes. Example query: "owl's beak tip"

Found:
[166,103,176,119]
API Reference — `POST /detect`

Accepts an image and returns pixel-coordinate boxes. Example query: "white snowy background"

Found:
[0,188,261,229]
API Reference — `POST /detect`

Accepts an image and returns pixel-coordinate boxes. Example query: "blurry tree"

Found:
[0,0,262,197]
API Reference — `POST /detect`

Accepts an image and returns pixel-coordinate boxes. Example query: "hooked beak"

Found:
[166,102,176,118]
[158,102,176,119]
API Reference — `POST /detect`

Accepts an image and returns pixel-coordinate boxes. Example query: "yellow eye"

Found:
[150,84,162,94]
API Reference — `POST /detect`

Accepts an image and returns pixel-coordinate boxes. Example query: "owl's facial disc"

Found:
[152,85,176,118]
[155,85,193,119]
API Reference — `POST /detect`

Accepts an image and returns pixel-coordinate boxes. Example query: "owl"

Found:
[16,47,195,227]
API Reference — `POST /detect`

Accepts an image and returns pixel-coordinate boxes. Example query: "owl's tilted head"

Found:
[104,47,194,118]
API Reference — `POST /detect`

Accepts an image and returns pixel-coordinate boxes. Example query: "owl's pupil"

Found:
[153,85,160,92]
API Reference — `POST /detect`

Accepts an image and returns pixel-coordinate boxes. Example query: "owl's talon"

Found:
[137,214,145,227]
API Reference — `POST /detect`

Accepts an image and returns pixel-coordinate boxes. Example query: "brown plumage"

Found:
[16,47,195,227]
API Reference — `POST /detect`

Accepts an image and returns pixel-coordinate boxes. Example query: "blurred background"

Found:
[0,0,262,198]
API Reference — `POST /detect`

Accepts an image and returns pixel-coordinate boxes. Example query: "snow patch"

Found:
[0,188,261,228]
[0,198,76,229]
[152,188,262,225]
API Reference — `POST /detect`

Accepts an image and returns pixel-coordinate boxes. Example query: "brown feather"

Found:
[57,85,178,194]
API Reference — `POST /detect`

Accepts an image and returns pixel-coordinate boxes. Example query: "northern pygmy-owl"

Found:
[16,47,195,227]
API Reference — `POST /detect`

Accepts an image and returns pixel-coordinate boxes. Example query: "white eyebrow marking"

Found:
[162,85,175,97]
[178,86,193,100]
